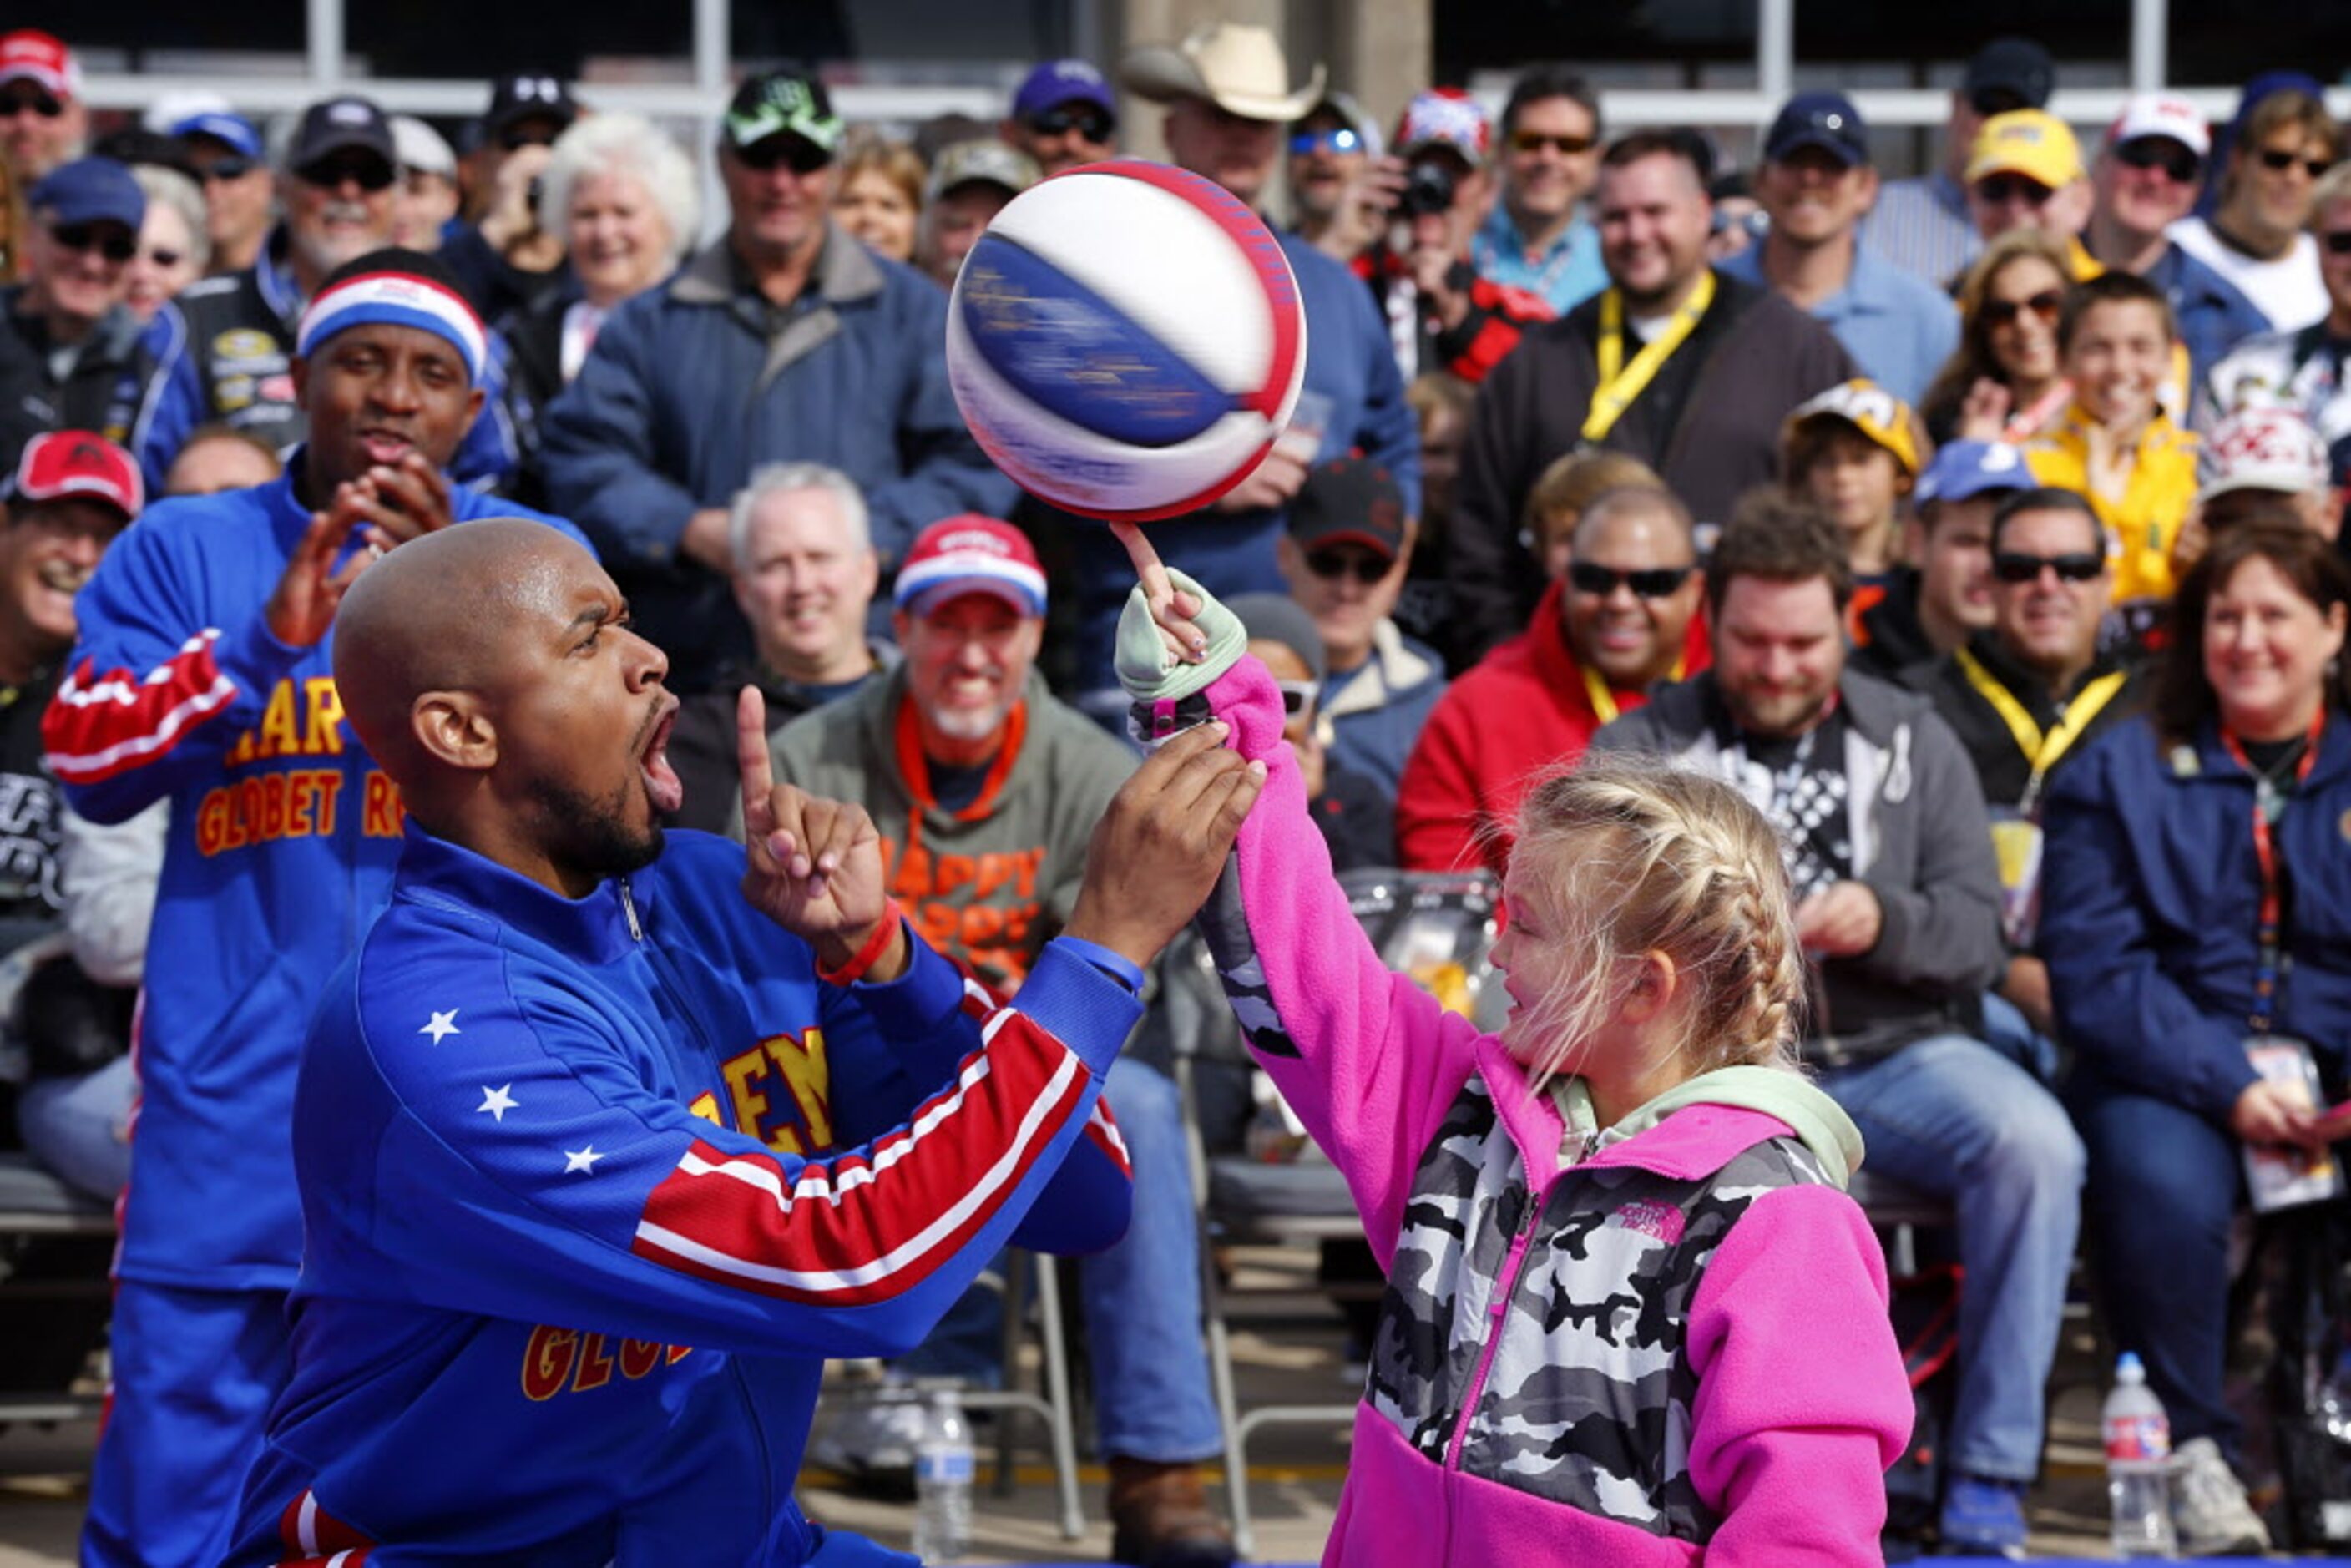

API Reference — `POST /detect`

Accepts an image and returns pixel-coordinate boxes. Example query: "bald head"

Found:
[333,520,590,785]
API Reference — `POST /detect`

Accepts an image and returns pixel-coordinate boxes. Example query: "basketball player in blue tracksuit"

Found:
[220,519,1260,1562]
[40,251,587,1568]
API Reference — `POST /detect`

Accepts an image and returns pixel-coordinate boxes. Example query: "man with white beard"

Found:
[119,94,519,493]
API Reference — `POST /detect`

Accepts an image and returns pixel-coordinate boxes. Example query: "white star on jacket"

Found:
[477,1085,518,1122]
[420,1009,462,1045]
[564,1146,604,1174]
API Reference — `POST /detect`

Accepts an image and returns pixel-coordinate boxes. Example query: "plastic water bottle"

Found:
[2105,1352,2177,1559]
[910,1387,974,1563]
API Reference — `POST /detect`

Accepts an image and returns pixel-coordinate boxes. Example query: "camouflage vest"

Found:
[1365,1075,1833,1541]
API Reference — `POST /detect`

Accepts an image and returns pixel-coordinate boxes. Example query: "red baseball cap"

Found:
[893,515,1046,618]
[0,31,81,100]
[11,431,144,520]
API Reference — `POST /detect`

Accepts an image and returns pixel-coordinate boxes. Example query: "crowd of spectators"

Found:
[1,16,2349,1565]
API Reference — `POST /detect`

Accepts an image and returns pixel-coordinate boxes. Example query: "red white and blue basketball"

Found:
[945,161,1307,522]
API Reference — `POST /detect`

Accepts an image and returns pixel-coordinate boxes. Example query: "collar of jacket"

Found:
[1325,619,1438,717]
[0,285,143,367]
[1657,663,1927,750]
[671,220,883,311]
[255,225,304,329]
[1962,628,2129,716]
[2169,706,2351,788]
[391,822,654,965]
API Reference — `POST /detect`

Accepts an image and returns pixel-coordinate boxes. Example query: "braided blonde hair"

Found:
[1503,753,1806,1095]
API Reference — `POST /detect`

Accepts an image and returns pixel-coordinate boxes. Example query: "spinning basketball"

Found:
[945,161,1307,522]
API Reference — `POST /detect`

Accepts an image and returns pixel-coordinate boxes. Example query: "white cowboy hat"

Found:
[1121,22,1328,124]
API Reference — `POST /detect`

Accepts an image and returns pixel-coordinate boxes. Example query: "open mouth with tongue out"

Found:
[638,696,684,816]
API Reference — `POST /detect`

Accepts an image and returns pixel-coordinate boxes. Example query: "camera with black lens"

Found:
[1399,159,1456,219]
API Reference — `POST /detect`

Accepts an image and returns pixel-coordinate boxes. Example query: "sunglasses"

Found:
[1027,105,1114,142]
[1274,680,1319,721]
[49,224,136,263]
[2323,230,2351,257]
[1991,550,2105,584]
[1511,129,1596,157]
[1289,127,1362,157]
[197,155,258,182]
[300,156,397,193]
[2116,138,2202,184]
[1982,288,2065,328]
[2257,148,2333,180]
[1567,561,1695,599]
[142,247,185,269]
[1974,175,2053,207]
[1304,548,1393,584]
[733,135,832,175]
[0,88,62,119]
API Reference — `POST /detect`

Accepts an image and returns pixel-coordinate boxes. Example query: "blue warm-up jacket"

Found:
[38,461,582,1290]
[228,827,1135,1563]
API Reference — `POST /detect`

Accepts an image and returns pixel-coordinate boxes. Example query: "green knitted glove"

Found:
[1112,566,1248,703]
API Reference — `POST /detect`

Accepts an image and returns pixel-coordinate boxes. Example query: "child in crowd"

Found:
[1521,448,1668,581]
[1780,378,1933,600]
[1110,526,1910,1565]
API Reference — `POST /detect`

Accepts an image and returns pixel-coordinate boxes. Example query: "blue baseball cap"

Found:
[1013,59,1115,123]
[172,109,264,160]
[1916,440,2032,507]
[27,157,144,231]
[1765,91,1868,167]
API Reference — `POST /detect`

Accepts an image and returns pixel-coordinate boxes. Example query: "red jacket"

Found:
[1396,578,1712,874]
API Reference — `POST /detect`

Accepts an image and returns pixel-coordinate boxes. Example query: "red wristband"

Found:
[819,902,902,987]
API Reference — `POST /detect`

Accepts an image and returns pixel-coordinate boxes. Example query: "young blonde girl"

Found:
[1114,526,1910,1565]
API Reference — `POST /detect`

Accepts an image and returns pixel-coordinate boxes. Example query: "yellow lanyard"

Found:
[1581,658,1684,726]
[1956,649,2127,799]
[1582,272,1717,445]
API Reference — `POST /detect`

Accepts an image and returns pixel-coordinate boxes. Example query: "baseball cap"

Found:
[1962,38,2056,114]
[1122,22,1327,124]
[27,157,144,231]
[171,109,265,162]
[1013,59,1115,123]
[893,516,1046,618]
[1286,458,1408,560]
[0,31,79,101]
[925,139,1039,204]
[286,95,397,175]
[1764,90,1869,167]
[725,72,845,159]
[483,73,578,143]
[1227,592,1327,684]
[1785,380,1924,477]
[1967,109,2083,189]
[1915,439,2032,507]
[8,431,143,520]
[392,115,458,180]
[1297,91,1383,157]
[2106,94,2210,159]
[2197,407,2331,502]
[1393,89,1490,164]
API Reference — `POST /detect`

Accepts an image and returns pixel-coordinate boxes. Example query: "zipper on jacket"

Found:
[1440,1169,1550,1474]
[618,877,644,942]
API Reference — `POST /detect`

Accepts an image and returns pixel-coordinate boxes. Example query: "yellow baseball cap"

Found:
[1784,379,1924,476]
[1966,109,2084,188]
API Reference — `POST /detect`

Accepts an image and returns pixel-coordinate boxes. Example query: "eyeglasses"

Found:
[1274,680,1319,721]
[299,155,397,193]
[141,247,185,270]
[196,155,258,183]
[1289,127,1362,157]
[1027,105,1114,142]
[2256,147,2333,180]
[1303,547,1393,584]
[1510,129,1596,157]
[732,134,832,175]
[2322,230,2351,256]
[1981,288,2065,328]
[1567,561,1695,599]
[1974,175,2053,207]
[1990,550,2105,584]
[0,87,62,119]
[2115,138,2202,185]
[48,224,136,263]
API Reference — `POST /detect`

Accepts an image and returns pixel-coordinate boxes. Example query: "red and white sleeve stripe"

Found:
[42,630,240,784]
[631,1009,1095,1304]
[276,1487,372,1565]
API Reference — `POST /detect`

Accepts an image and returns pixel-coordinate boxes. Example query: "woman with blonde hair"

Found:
[1109,524,1910,1565]
[832,134,925,264]
[1919,228,2079,444]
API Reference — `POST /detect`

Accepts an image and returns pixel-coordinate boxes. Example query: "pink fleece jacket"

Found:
[1194,655,1910,1565]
